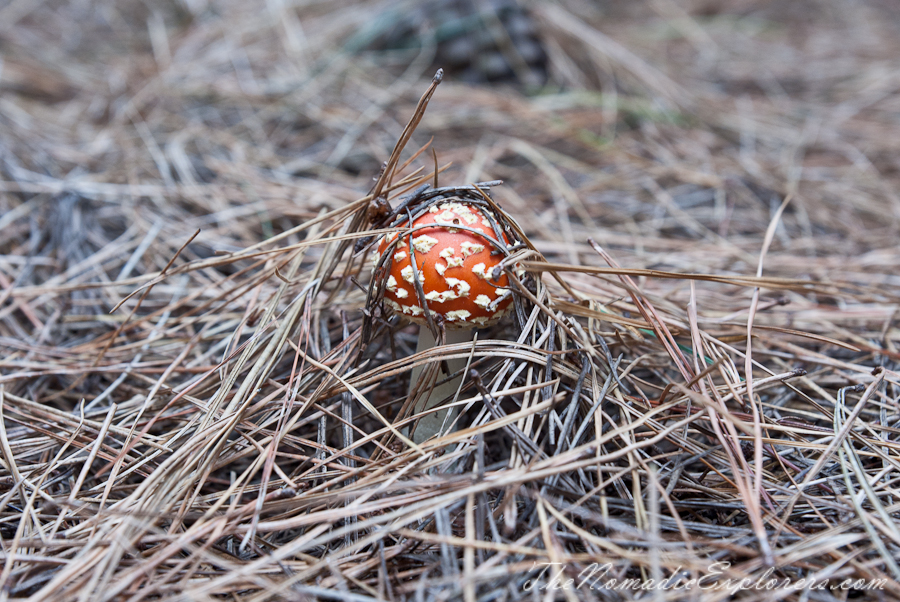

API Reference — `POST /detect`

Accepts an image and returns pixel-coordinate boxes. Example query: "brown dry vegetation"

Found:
[1,0,899,600]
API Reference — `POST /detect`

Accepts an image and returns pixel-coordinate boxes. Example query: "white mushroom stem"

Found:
[409,326,475,443]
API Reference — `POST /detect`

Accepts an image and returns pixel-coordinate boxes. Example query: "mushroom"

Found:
[377,198,514,442]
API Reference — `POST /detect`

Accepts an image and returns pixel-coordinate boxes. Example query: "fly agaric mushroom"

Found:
[377,198,515,442]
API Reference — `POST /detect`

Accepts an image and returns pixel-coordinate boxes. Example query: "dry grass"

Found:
[1,0,900,600]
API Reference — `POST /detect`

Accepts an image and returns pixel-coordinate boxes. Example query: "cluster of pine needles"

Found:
[2,0,900,600]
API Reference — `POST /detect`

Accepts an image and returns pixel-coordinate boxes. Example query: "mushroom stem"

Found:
[410,327,474,443]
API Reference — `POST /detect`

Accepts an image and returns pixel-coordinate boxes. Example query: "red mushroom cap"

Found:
[377,200,514,328]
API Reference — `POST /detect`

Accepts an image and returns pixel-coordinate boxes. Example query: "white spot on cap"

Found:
[489,289,512,311]
[439,247,455,259]
[445,310,471,321]
[386,275,398,292]
[445,278,470,297]
[439,202,478,224]
[400,265,423,284]
[459,209,478,225]
[424,288,461,303]
[395,287,409,299]
[474,294,492,308]
[495,287,511,298]
[472,263,487,279]
[435,262,446,276]
[436,210,457,223]
[412,235,439,254]
[446,256,464,268]
[393,251,407,262]
[460,241,484,257]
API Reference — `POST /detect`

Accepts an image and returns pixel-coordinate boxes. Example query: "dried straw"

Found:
[1,0,899,600]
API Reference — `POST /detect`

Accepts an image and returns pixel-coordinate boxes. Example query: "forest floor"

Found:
[1,0,899,600]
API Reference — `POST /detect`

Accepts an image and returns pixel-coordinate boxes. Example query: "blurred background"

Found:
[1,0,899,351]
